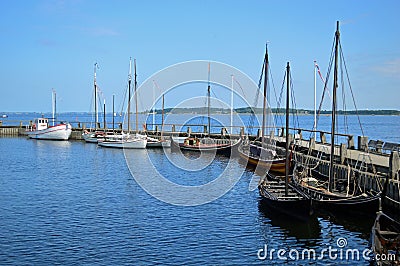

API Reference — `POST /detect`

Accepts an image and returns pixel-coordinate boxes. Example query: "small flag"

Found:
[314,61,325,84]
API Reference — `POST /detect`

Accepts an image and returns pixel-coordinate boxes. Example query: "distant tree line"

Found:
[147,107,400,115]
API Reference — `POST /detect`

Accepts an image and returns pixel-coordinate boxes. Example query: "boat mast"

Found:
[52,89,56,126]
[314,60,317,140]
[329,21,340,192]
[261,44,268,147]
[162,94,165,134]
[285,62,290,196]
[127,58,132,133]
[94,63,98,130]
[134,59,138,133]
[231,75,234,134]
[112,94,115,133]
[207,62,211,137]
[152,82,155,131]
[103,99,106,130]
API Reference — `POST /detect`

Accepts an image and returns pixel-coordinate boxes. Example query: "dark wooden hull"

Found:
[238,143,286,174]
[371,211,400,265]
[258,177,313,222]
[296,181,381,217]
[171,137,241,157]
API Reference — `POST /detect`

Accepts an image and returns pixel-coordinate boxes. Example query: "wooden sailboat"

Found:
[371,210,400,265]
[238,45,286,173]
[370,178,400,265]
[146,88,171,148]
[26,89,72,140]
[98,58,147,149]
[293,21,381,216]
[171,62,240,156]
[82,63,107,143]
[258,62,312,222]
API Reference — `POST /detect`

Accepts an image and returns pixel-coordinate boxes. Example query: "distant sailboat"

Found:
[82,63,106,143]
[98,58,147,149]
[26,89,72,140]
[171,62,241,156]
[146,93,171,148]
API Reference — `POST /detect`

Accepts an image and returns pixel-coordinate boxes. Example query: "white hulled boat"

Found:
[26,90,72,140]
[26,118,72,140]
[97,58,147,149]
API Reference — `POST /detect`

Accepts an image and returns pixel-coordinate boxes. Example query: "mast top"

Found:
[336,21,340,38]
[128,57,132,81]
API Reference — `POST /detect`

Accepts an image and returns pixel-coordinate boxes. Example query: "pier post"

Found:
[257,129,262,139]
[358,136,368,151]
[348,135,355,149]
[19,121,22,128]
[221,128,227,136]
[340,143,347,164]
[389,151,400,180]
[309,137,315,150]
[297,129,302,140]
[320,132,326,144]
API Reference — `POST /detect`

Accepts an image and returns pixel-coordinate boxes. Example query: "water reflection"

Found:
[258,199,322,240]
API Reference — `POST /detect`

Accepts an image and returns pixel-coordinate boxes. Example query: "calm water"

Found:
[0,134,382,265]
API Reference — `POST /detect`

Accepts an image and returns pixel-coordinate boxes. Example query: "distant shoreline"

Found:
[1,108,399,116]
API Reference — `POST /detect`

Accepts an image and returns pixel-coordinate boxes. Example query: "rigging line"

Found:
[119,83,128,117]
[289,71,300,131]
[248,58,265,135]
[339,47,349,140]
[315,38,336,129]
[268,60,279,118]
[275,70,286,128]
[210,86,226,109]
[339,40,365,137]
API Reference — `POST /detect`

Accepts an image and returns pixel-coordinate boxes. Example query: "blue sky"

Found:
[0,0,399,112]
